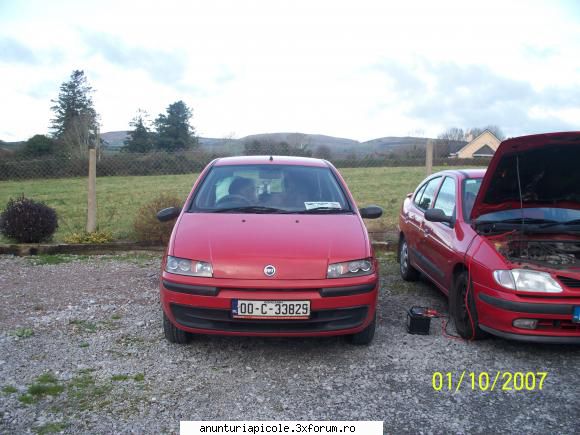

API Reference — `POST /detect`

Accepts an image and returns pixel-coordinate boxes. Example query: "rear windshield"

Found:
[190,164,351,213]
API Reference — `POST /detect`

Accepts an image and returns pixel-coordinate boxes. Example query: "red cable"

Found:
[465,238,485,341]
[441,317,464,341]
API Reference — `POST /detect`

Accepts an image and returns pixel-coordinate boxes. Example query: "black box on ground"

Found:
[406,306,431,335]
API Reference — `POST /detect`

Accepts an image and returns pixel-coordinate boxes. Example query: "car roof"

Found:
[430,168,486,179]
[213,155,329,167]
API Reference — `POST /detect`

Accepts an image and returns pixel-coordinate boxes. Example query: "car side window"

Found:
[415,177,441,211]
[433,177,456,218]
[413,183,427,208]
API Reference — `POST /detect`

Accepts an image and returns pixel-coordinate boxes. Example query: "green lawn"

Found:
[0,166,474,242]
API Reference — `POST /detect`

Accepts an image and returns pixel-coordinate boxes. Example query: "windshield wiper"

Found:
[296,207,352,214]
[539,218,580,228]
[212,206,288,214]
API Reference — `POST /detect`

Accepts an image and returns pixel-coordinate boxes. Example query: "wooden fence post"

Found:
[425,139,433,175]
[86,147,97,233]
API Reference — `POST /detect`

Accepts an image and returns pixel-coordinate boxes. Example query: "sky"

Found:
[0,0,579,142]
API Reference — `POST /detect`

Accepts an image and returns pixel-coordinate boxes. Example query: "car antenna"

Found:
[516,154,525,243]
[269,155,273,161]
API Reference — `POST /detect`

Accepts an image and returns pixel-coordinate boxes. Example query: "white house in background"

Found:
[450,130,501,159]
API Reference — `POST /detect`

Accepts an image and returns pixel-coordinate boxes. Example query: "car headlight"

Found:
[165,256,213,277]
[493,269,562,293]
[327,258,373,278]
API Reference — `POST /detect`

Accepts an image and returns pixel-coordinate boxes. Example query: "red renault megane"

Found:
[399,132,580,343]
[157,156,383,344]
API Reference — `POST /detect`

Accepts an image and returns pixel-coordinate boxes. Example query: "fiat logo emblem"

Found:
[264,265,276,277]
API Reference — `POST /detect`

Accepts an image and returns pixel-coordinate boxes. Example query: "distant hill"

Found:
[0,141,25,152]
[100,131,129,148]
[100,130,434,156]
[361,136,430,150]
[241,132,359,150]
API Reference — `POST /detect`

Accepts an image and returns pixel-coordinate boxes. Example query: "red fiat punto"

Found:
[399,132,580,343]
[157,156,382,344]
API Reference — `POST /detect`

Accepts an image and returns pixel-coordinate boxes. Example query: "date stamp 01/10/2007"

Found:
[432,371,548,393]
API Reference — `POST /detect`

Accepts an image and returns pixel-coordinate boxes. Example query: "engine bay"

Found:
[496,238,580,269]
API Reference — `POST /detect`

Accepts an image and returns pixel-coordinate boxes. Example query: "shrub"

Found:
[63,231,113,244]
[133,193,181,244]
[0,196,58,243]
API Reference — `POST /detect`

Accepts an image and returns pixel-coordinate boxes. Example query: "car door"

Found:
[406,176,442,276]
[422,176,457,292]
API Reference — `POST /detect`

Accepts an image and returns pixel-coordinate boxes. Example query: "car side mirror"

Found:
[359,205,383,219]
[424,208,454,226]
[157,207,181,222]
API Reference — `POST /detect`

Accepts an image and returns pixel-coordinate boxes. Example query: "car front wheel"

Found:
[399,236,420,281]
[348,314,376,345]
[450,271,487,340]
[163,312,192,344]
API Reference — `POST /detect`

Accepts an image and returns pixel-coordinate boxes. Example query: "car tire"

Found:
[163,312,191,344]
[450,271,488,340]
[399,236,420,281]
[348,314,376,345]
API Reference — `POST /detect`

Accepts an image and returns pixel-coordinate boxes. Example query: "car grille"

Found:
[170,304,368,333]
[557,276,580,289]
[536,319,580,332]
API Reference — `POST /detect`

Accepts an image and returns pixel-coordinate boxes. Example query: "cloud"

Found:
[523,44,558,59]
[0,37,38,64]
[372,58,579,136]
[80,31,188,86]
[26,80,60,100]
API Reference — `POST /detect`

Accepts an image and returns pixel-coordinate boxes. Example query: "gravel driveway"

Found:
[0,253,578,434]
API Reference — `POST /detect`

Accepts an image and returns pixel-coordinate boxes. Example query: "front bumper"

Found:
[160,273,379,337]
[475,283,580,343]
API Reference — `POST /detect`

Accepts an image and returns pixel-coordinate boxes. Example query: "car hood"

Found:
[171,213,369,279]
[471,131,580,221]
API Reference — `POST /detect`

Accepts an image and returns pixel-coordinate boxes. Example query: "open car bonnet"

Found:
[470,131,580,221]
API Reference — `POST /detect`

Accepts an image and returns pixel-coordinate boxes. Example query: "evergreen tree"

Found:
[50,70,98,156]
[123,110,154,153]
[154,101,198,151]
[21,134,56,157]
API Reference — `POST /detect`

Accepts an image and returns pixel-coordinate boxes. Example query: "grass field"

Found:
[0,166,476,242]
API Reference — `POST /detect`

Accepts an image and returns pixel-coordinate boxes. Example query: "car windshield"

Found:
[462,178,482,222]
[190,164,352,213]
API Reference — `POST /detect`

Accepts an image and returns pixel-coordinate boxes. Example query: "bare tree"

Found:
[438,127,465,142]
[60,112,95,156]
[467,125,505,141]
[436,127,466,158]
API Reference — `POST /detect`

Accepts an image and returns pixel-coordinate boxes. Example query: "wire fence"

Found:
[0,150,485,181]
[0,149,489,244]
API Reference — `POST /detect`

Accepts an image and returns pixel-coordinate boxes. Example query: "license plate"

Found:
[232,300,310,319]
[573,306,580,323]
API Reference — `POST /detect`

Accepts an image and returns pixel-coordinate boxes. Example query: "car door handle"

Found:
[423,227,431,235]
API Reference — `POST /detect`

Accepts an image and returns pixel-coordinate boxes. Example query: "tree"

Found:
[123,110,154,153]
[438,127,465,142]
[467,125,505,141]
[20,134,56,157]
[481,125,505,140]
[50,70,98,156]
[314,145,333,160]
[154,101,198,151]
[243,139,312,157]
[436,127,467,158]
